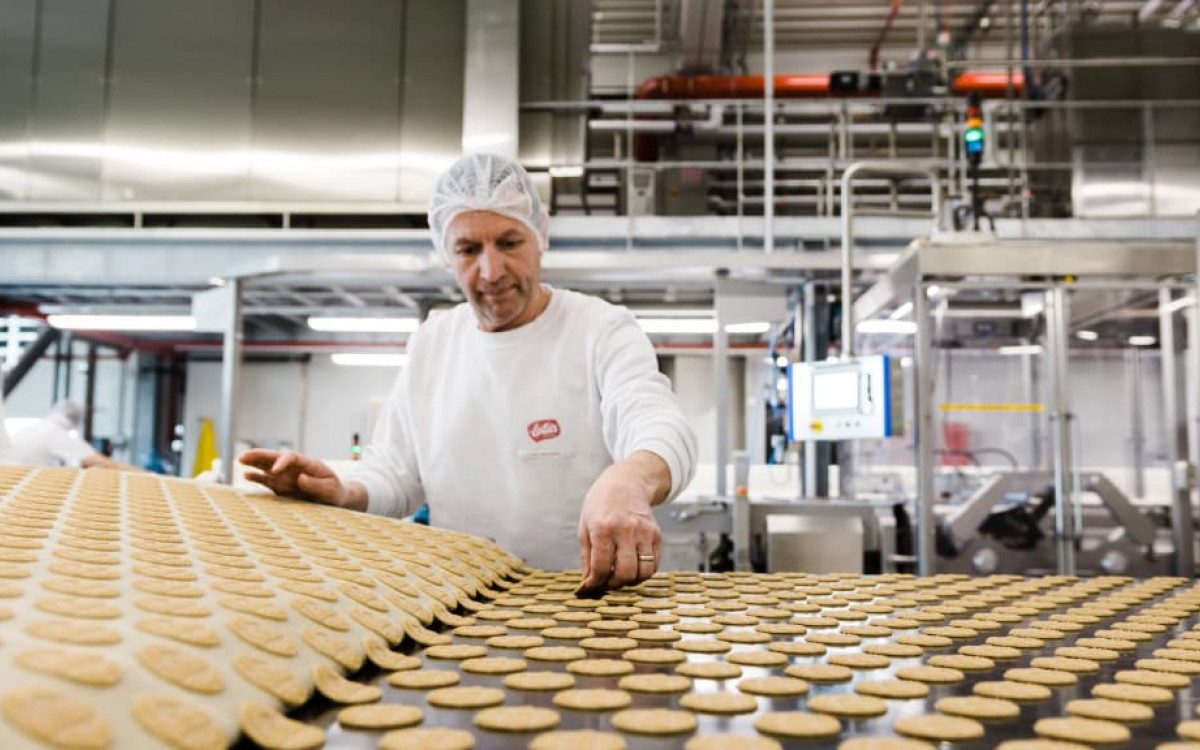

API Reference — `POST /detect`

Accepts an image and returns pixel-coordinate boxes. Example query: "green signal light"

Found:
[964,129,984,142]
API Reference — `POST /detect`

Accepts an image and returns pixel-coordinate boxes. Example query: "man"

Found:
[242,153,697,590]
[10,399,140,471]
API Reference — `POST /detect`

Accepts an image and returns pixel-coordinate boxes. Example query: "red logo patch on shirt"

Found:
[527,419,561,443]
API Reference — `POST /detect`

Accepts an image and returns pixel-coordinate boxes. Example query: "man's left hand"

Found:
[577,451,671,591]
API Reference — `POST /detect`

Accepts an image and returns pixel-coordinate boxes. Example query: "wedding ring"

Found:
[638,554,656,562]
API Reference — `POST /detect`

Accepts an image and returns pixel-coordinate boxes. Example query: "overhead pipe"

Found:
[636,71,1024,101]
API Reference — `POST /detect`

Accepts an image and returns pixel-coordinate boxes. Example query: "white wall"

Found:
[181,357,402,475]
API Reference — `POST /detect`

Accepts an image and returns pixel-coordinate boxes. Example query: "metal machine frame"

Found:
[854,231,1200,576]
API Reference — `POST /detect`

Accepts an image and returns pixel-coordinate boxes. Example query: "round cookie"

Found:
[685,737,782,750]
[726,650,788,667]
[505,671,575,692]
[830,653,891,670]
[928,654,994,672]
[427,686,506,709]
[611,708,698,736]
[808,694,888,718]
[837,739,935,750]
[935,696,1020,720]
[461,657,527,675]
[994,741,1090,750]
[786,663,853,683]
[1030,657,1101,674]
[566,659,634,677]
[389,670,460,690]
[528,730,625,750]
[974,681,1052,702]
[895,715,985,742]
[379,728,476,750]
[474,706,560,733]
[1034,717,1130,744]
[738,676,809,697]
[552,689,632,712]
[1004,667,1077,687]
[1115,669,1191,689]
[1067,698,1154,723]
[679,692,758,715]
[855,679,930,700]
[676,661,742,680]
[895,665,965,684]
[1092,682,1173,704]
[337,704,423,730]
[619,673,691,694]
[755,711,841,739]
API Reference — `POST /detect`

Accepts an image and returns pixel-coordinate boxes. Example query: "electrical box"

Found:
[626,167,656,216]
[788,355,904,442]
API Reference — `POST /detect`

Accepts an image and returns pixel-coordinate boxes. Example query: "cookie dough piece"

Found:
[461,657,528,675]
[677,661,742,680]
[379,728,476,750]
[738,676,810,697]
[935,695,1020,720]
[132,694,227,750]
[13,648,121,687]
[993,741,1090,750]
[1179,720,1200,740]
[1138,658,1200,676]
[866,643,924,658]
[505,671,575,691]
[239,701,324,750]
[897,634,953,649]
[974,680,1052,702]
[807,694,888,718]
[428,686,506,709]
[552,688,632,712]
[754,711,841,739]
[1034,717,1130,745]
[1005,667,1077,687]
[580,637,637,652]
[313,664,382,704]
[806,633,862,647]
[895,715,985,742]
[855,679,930,699]
[1,686,114,750]
[1065,697,1153,722]
[611,708,698,735]
[474,706,560,733]
[767,641,826,657]
[488,635,544,650]
[961,644,1021,661]
[424,644,487,661]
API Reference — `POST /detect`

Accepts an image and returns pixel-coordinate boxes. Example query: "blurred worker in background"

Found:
[10,399,140,471]
[242,152,697,591]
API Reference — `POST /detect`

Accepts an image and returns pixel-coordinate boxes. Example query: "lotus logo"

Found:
[527,419,561,443]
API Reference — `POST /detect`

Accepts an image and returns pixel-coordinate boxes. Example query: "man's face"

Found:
[445,211,544,332]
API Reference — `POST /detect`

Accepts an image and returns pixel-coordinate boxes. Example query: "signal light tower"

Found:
[964,92,985,230]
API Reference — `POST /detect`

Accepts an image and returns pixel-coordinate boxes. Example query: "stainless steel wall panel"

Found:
[397,0,466,204]
[0,0,38,200]
[519,0,588,170]
[103,0,254,201]
[26,0,109,201]
[252,0,402,202]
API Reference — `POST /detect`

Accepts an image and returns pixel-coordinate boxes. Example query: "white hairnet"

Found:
[51,399,85,429]
[428,153,550,261]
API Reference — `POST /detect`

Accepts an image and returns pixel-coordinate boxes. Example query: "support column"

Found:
[83,344,97,443]
[913,282,936,575]
[1161,287,1194,577]
[715,275,730,501]
[1046,286,1076,575]
[219,279,244,485]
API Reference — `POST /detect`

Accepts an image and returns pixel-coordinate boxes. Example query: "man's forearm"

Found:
[617,450,672,507]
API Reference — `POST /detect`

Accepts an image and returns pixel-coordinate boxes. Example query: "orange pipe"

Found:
[637,74,833,100]
[951,71,1025,96]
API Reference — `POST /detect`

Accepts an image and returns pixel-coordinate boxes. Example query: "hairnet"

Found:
[428,153,550,261]
[51,399,85,429]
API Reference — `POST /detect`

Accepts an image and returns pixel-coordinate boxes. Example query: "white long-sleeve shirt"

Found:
[342,286,697,570]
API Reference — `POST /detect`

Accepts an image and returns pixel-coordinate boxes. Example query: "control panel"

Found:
[788,354,904,441]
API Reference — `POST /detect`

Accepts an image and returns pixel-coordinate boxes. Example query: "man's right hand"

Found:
[239,449,367,512]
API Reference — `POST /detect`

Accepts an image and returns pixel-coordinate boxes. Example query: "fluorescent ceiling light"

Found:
[724,322,770,334]
[856,320,917,335]
[889,302,913,320]
[1075,330,1099,341]
[47,314,196,332]
[308,317,419,333]
[999,344,1043,356]
[330,352,409,367]
[1129,335,1157,347]
[630,308,712,318]
[775,355,790,368]
[637,318,717,335]
[548,166,583,178]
